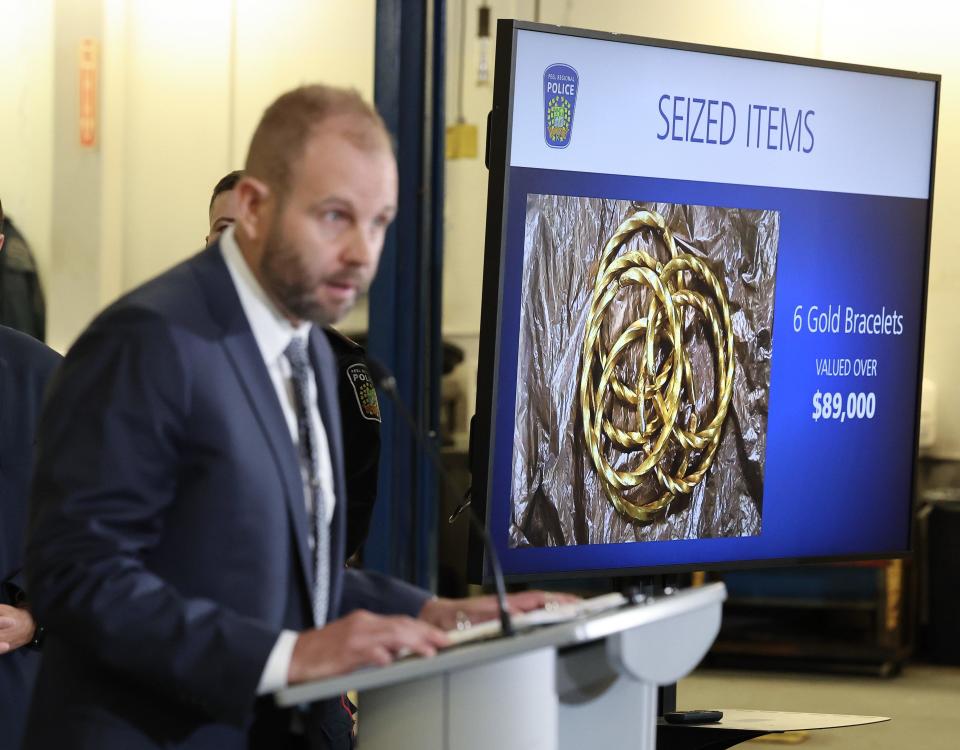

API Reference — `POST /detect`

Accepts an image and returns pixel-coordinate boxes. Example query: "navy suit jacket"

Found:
[23,245,428,749]
[0,325,60,748]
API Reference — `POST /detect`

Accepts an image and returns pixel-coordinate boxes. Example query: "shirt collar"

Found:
[219,225,312,364]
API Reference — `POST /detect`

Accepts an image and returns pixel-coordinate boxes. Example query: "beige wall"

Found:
[115,0,377,290]
[0,0,55,281]
[111,0,377,335]
[115,0,235,290]
[442,0,960,456]
[3,0,376,352]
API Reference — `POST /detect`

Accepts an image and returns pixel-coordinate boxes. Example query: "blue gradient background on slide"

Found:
[487,167,928,576]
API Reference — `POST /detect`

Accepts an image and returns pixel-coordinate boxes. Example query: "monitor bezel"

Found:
[468,19,940,584]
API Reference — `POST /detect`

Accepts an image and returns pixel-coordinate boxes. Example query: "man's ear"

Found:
[0,234,5,254]
[234,176,272,242]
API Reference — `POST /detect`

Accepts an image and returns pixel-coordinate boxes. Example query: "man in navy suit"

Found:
[0,196,62,749]
[23,85,548,749]
[205,170,382,562]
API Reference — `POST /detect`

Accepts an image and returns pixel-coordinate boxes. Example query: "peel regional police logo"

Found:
[347,363,381,422]
[543,63,579,148]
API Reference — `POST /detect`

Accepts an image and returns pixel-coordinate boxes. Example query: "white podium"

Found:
[276,582,726,749]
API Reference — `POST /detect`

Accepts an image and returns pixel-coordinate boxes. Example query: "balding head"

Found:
[245,85,392,202]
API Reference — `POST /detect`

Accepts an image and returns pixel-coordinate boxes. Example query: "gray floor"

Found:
[679,664,960,749]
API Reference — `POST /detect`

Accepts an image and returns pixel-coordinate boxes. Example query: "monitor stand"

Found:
[618,574,681,717]
[658,683,677,715]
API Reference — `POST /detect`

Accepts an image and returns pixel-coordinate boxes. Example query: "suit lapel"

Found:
[189,246,314,594]
[0,356,7,457]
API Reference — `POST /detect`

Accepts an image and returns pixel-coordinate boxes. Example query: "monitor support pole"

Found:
[621,574,681,716]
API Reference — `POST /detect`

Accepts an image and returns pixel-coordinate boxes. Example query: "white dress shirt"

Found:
[219,226,336,694]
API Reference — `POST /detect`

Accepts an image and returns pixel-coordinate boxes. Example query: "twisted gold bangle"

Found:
[578,209,735,522]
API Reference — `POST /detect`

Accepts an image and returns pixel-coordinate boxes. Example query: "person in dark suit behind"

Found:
[0,196,62,750]
[206,171,381,561]
[0,208,47,342]
[23,85,552,749]
[205,169,245,248]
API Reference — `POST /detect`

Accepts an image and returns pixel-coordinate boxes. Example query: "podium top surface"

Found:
[660,709,889,732]
[276,582,726,707]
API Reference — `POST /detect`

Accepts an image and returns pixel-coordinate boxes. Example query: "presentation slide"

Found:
[485,29,937,576]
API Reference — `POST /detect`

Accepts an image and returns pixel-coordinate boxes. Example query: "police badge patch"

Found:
[347,363,381,422]
[543,63,579,149]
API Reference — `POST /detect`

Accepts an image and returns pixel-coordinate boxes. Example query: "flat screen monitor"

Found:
[469,20,939,581]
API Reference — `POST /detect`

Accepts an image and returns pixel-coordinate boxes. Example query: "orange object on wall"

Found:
[79,38,99,148]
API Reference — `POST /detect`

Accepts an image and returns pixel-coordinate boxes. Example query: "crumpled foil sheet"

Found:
[509,196,779,547]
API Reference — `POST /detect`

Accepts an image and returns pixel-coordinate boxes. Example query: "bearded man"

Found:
[23,84,551,750]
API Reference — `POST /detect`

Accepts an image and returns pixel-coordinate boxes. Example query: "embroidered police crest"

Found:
[347,363,381,422]
[543,63,579,148]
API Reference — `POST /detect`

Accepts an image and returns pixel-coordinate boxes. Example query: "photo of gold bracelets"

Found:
[578,208,735,521]
[510,195,776,547]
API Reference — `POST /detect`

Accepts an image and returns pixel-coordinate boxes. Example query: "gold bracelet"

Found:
[578,209,735,522]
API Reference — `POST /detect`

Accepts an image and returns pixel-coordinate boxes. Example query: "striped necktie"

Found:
[284,337,329,626]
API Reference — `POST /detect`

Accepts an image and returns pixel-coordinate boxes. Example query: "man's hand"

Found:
[287,610,449,685]
[0,605,35,655]
[419,591,579,631]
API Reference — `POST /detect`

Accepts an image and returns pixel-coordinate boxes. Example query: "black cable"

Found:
[367,356,515,637]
